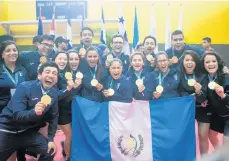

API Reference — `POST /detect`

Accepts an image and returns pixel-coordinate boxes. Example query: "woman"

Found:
[103,58,132,102]
[179,50,210,154]
[0,41,29,161]
[125,52,155,100]
[81,46,107,102]
[201,51,229,146]
[152,51,180,99]
[53,51,80,160]
[0,41,28,113]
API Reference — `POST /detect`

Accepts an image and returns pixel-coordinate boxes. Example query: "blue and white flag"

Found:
[100,7,106,44]
[132,7,139,51]
[118,5,130,55]
[71,96,196,161]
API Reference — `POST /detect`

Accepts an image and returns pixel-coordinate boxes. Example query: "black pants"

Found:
[0,130,54,161]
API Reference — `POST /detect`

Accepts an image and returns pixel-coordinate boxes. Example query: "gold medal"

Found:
[65,72,73,80]
[106,54,113,62]
[188,79,196,87]
[79,48,86,56]
[41,95,51,106]
[135,79,143,86]
[156,85,164,93]
[91,79,98,86]
[40,56,47,64]
[146,55,153,61]
[208,81,216,90]
[108,88,115,96]
[76,72,83,79]
[171,56,179,64]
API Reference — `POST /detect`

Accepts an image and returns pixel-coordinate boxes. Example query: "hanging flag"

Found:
[49,6,55,38]
[80,3,85,29]
[178,3,183,31]
[66,10,72,49]
[149,4,158,53]
[100,7,106,44]
[37,7,43,36]
[132,7,139,51]
[71,96,196,161]
[165,4,171,50]
[118,5,130,55]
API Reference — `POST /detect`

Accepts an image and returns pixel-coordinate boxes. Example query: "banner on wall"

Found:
[36,0,87,20]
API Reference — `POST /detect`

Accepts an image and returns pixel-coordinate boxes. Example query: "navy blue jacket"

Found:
[102,53,130,74]
[152,68,181,99]
[0,64,28,112]
[0,80,59,142]
[81,65,108,102]
[207,74,229,117]
[143,52,156,72]
[19,51,52,80]
[103,75,133,103]
[125,68,155,100]
[166,45,204,70]
[179,73,207,104]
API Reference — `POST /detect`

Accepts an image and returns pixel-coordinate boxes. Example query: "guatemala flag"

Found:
[132,7,139,51]
[71,96,196,161]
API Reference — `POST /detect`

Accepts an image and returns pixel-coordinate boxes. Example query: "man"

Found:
[142,36,157,71]
[136,43,144,53]
[20,35,54,80]
[166,30,204,69]
[33,35,41,50]
[0,62,59,161]
[202,37,215,51]
[102,34,130,74]
[55,36,69,52]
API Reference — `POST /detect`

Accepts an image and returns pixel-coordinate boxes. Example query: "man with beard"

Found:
[102,34,130,74]
[166,30,204,70]
[19,35,55,80]
[142,36,157,72]
[0,62,59,161]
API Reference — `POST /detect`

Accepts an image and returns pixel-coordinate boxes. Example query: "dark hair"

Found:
[171,30,184,39]
[39,35,54,43]
[156,51,169,60]
[143,36,157,46]
[111,34,124,43]
[52,51,69,71]
[66,49,80,70]
[85,46,103,81]
[80,27,94,37]
[136,43,143,50]
[181,50,201,76]
[0,41,20,72]
[201,51,225,76]
[37,62,59,74]
[202,37,211,43]
[33,35,41,44]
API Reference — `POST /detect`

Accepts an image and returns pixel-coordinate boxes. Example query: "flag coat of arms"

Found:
[71,96,196,161]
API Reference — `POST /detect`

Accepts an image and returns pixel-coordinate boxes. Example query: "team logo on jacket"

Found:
[117,134,144,157]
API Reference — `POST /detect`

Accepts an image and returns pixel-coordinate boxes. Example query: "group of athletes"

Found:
[0,27,229,161]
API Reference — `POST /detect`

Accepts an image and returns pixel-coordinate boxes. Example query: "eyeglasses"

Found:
[173,38,184,42]
[41,43,54,48]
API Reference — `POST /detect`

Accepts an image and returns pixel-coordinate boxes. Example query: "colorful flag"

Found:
[71,96,196,161]
[132,7,139,51]
[118,5,130,55]
[49,6,55,38]
[37,7,43,36]
[100,7,106,44]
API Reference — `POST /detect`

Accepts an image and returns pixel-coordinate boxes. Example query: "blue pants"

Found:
[0,129,54,161]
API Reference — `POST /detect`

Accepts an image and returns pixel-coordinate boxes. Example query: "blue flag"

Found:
[37,7,43,36]
[132,7,139,50]
[71,96,196,161]
[100,7,106,44]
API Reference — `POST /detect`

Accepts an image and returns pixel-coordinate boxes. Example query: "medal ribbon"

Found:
[3,64,18,87]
